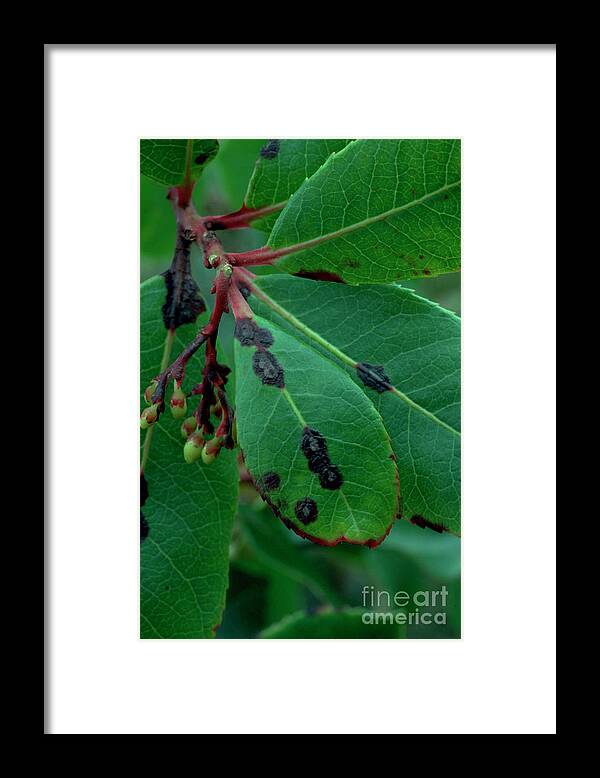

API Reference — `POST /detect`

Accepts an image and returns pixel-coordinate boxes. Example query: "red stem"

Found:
[205,271,230,334]
[226,246,285,267]
[201,201,287,231]
[228,275,254,320]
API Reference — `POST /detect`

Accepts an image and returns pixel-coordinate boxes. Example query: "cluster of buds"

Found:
[181,418,225,466]
[141,354,237,466]
[140,226,247,468]
[140,379,188,427]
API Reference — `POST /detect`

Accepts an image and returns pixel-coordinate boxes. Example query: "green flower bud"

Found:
[202,437,222,465]
[180,416,198,439]
[140,404,159,429]
[170,386,187,420]
[201,445,217,466]
[144,380,158,405]
[183,431,204,464]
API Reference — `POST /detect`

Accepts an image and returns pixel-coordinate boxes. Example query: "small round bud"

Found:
[170,386,187,420]
[180,416,198,439]
[144,380,158,405]
[221,263,233,279]
[202,437,222,465]
[207,253,219,267]
[201,445,217,466]
[183,431,204,464]
[140,404,159,429]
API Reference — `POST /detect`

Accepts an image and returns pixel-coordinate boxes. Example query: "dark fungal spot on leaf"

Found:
[301,427,328,458]
[300,427,344,491]
[161,229,206,329]
[294,270,346,284]
[239,284,251,300]
[294,498,318,525]
[252,350,285,388]
[356,363,391,393]
[141,473,149,505]
[343,258,360,269]
[423,268,431,275]
[257,472,281,492]
[235,318,257,346]
[410,515,446,534]
[140,474,149,542]
[255,329,274,348]
[194,152,211,165]
[318,464,343,490]
[234,318,274,348]
[260,139,280,159]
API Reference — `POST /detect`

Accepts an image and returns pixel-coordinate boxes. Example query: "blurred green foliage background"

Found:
[141,140,461,638]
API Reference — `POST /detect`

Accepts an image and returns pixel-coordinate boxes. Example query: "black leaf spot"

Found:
[140,513,150,542]
[356,362,391,393]
[318,464,344,491]
[410,515,446,533]
[235,318,257,346]
[260,139,280,159]
[300,427,344,490]
[161,229,206,329]
[140,474,150,542]
[294,270,346,284]
[252,350,285,388]
[294,498,318,525]
[234,318,274,348]
[257,472,281,492]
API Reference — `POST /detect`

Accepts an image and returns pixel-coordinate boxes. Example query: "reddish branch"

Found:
[146,182,289,456]
[201,201,286,231]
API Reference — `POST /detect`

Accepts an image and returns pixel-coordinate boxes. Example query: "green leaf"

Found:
[140,139,219,186]
[268,139,461,283]
[140,276,238,638]
[250,276,460,535]
[140,175,178,264]
[206,139,267,211]
[233,315,400,546]
[245,139,351,232]
[260,608,406,638]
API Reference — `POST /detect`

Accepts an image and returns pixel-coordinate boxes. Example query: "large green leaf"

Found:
[140,139,219,186]
[268,139,460,283]
[140,276,238,638]
[260,608,406,638]
[233,315,399,546]
[245,139,351,232]
[250,276,460,535]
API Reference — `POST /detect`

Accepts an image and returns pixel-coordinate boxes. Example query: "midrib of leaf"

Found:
[268,180,461,260]
[252,284,460,439]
